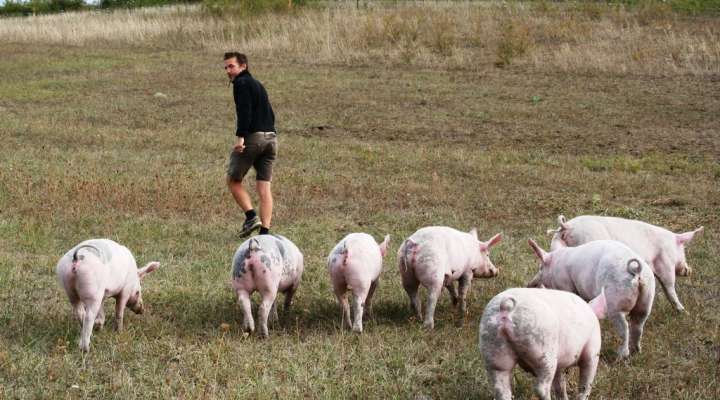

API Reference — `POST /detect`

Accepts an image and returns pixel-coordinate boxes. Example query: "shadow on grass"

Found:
[146,288,422,339]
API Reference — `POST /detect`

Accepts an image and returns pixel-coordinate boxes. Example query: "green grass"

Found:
[1,19,719,400]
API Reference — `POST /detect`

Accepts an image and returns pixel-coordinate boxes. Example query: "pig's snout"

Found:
[677,263,691,277]
[129,301,144,314]
[476,264,499,278]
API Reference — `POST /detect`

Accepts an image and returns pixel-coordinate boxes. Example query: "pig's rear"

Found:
[480,288,601,372]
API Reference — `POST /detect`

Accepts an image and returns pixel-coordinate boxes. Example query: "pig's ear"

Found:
[249,238,260,251]
[378,235,390,257]
[138,261,160,280]
[589,288,607,320]
[528,239,550,265]
[481,233,502,251]
[558,215,569,230]
[469,228,478,240]
[676,226,703,245]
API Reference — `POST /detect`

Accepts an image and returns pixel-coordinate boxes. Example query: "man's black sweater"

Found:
[233,70,275,138]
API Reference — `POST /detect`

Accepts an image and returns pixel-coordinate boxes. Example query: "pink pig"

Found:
[527,239,655,358]
[549,215,703,312]
[56,239,160,352]
[327,233,390,333]
[397,226,502,329]
[231,234,304,338]
[480,288,606,400]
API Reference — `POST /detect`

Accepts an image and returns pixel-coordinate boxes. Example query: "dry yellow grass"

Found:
[1,2,718,75]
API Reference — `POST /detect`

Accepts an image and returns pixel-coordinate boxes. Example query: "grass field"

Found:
[1,2,719,399]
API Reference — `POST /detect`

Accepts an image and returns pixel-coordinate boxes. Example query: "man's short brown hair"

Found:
[224,52,248,67]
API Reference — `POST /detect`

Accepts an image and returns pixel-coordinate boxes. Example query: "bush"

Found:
[99,0,200,9]
[202,0,305,17]
[495,18,533,67]
[0,0,85,16]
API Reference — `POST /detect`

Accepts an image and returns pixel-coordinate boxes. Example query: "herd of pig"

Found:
[55,214,703,399]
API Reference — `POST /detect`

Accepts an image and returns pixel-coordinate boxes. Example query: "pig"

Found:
[231,234,304,338]
[397,226,502,329]
[549,214,703,312]
[480,288,606,400]
[327,233,390,333]
[56,239,160,352]
[527,239,655,358]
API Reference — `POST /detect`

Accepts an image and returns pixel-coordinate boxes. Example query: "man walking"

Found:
[223,52,277,237]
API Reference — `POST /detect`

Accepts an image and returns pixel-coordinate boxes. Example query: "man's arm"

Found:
[234,80,252,137]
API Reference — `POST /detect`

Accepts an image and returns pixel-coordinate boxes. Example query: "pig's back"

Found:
[409,226,471,268]
[572,216,668,261]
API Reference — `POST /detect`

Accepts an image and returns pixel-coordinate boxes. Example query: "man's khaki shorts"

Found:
[227,132,277,182]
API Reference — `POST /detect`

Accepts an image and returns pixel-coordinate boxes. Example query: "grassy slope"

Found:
[0,39,718,399]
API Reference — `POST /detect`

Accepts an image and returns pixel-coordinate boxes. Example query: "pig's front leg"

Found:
[114,294,128,332]
[237,291,254,333]
[283,282,299,313]
[552,370,569,400]
[445,281,459,306]
[269,301,279,326]
[423,282,443,329]
[609,312,630,359]
[457,272,473,316]
[79,299,102,352]
[94,306,105,330]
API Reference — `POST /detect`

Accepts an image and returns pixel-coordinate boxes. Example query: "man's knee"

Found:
[228,175,244,187]
[256,181,272,196]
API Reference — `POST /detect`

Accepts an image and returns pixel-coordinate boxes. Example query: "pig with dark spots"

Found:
[327,233,390,333]
[397,226,502,329]
[527,239,655,359]
[549,214,703,312]
[231,234,304,338]
[56,239,160,352]
[480,288,606,400]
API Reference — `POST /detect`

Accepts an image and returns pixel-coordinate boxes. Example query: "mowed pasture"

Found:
[1,2,719,399]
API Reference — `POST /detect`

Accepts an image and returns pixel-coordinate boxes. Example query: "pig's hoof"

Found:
[422,322,435,330]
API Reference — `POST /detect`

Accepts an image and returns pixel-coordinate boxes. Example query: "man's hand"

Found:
[233,136,245,152]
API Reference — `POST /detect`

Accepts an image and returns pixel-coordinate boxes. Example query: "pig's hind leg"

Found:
[401,273,422,322]
[351,287,369,333]
[654,260,685,312]
[423,282,443,330]
[333,280,351,329]
[237,291,255,334]
[79,299,103,352]
[609,312,631,359]
[365,279,379,320]
[576,346,599,400]
[551,370,569,400]
[488,368,513,400]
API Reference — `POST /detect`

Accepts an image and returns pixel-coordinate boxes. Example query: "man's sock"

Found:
[259,227,270,235]
[245,209,257,220]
